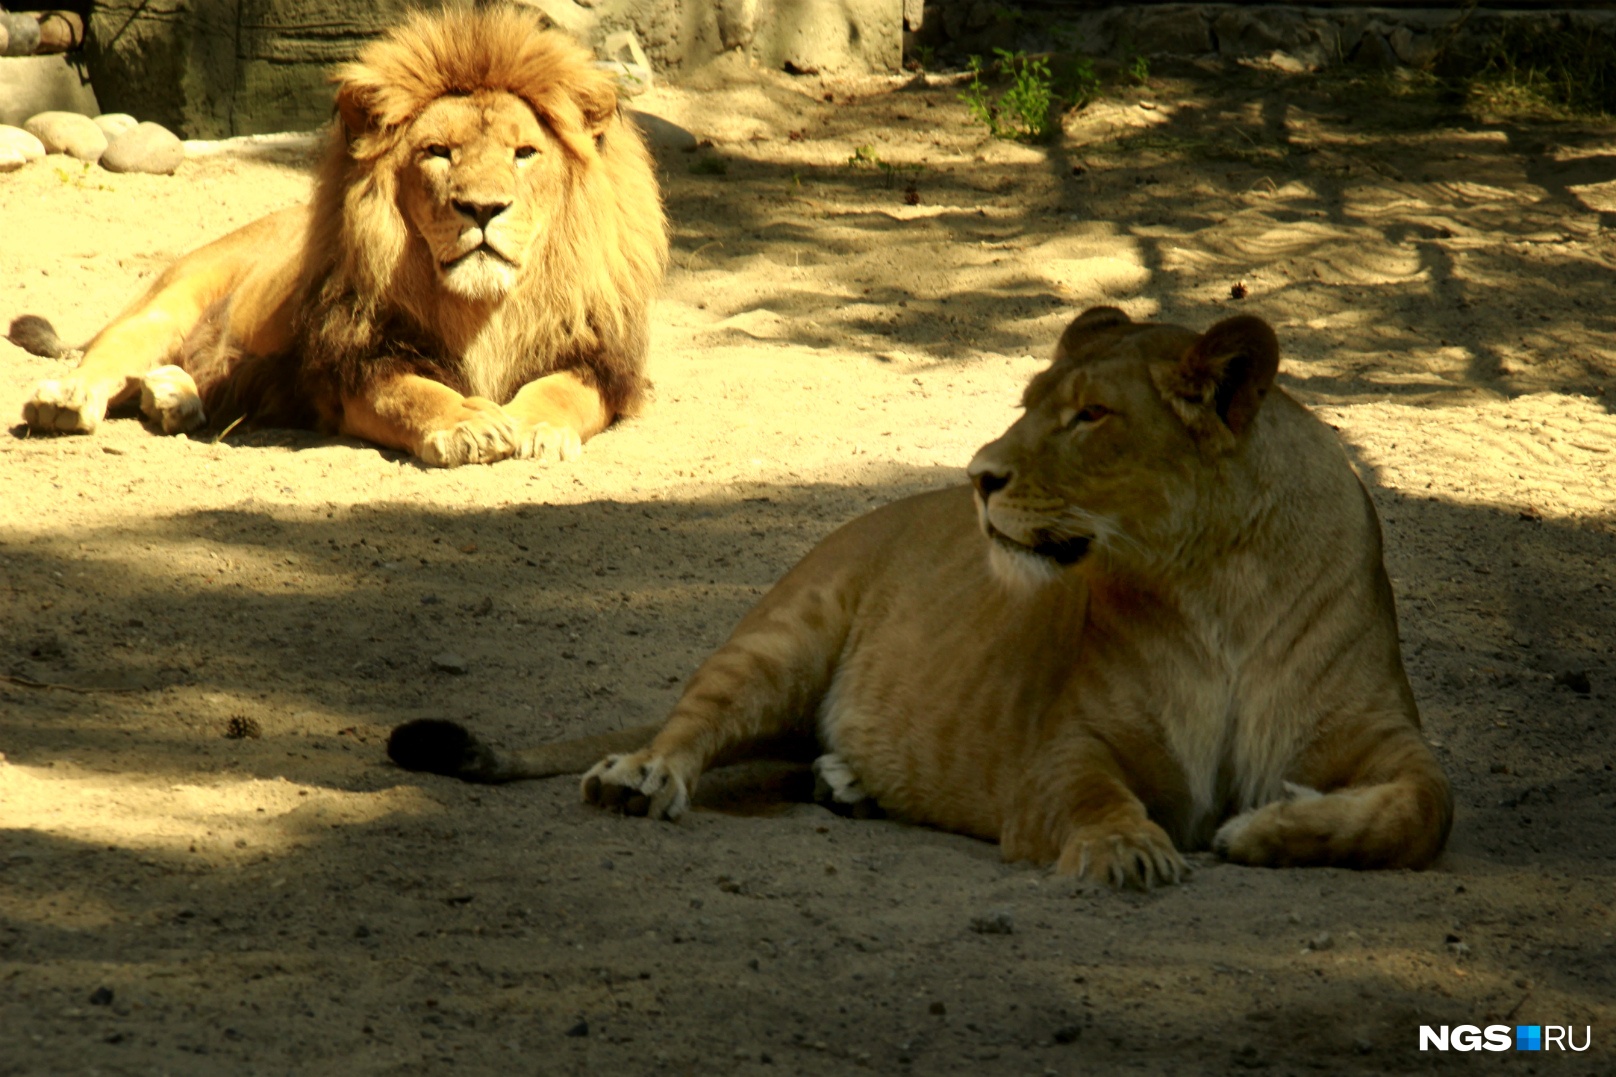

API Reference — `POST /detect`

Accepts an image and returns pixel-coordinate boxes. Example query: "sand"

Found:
[2,60,1614,1074]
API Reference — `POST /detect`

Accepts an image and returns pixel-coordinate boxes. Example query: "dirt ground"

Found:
[2,58,1615,1075]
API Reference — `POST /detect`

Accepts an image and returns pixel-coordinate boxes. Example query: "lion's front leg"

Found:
[502,370,611,462]
[338,373,522,467]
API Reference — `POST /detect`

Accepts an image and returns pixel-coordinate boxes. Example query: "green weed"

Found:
[847,144,923,188]
[960,49,1105,142]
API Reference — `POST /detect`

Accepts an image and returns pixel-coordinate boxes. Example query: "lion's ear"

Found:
[1053,306,1131,363]
[334,80,379,140]
[1171,315,1279,436]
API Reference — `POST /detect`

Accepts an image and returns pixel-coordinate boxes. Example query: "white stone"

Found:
[0,124,46,162]
[100,122,185,175]
[23,110,106,161]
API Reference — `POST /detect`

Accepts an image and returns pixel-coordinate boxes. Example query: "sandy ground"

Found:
[2,60,1615,1075]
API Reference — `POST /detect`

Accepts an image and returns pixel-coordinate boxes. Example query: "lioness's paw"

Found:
[1213,783,1324,865]
[1058,819,1188,889]
[139,365,206,435]
[513,421,582,463]
[581,751,690,820]
[811,752,883,818]
[24,377,111,434]
[418,398,519,467]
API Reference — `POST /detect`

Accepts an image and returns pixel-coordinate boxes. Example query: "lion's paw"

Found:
[23,377,112,434]
[418,398,520,467]
[581,751,690,821]
[139,365,207,435]
[1058,818,1188,889]
[513,421,582,463]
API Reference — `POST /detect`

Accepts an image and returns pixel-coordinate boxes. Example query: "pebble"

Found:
[93,113,139,140]
[100,122,185,175]
[969,908,1015,935]
[23,111,107,162]
[564,1018,589,1037]
[431,652,469,675]
[1306,931,1334,952]
[0,125,46,163]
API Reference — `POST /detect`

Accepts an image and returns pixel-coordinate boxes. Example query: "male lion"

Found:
[388,308,1452,886]
[11,5,667,466]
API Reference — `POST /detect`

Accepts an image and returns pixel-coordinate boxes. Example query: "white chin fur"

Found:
[441,255,516,301]
[987,540,1061,591]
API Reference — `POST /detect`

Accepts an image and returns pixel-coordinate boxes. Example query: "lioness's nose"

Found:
[969,462,1010,499]
[453,198,511,228]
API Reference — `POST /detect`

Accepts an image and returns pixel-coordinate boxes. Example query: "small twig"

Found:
[1,673,144,694]
[1503,988,1533,1021]
[211,415,246,445]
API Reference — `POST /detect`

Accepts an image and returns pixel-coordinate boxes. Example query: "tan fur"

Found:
[16,5,667,467]
[574,307,1451,887]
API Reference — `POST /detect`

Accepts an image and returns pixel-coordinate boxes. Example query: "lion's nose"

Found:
[969,463,1010,500]
[453,198,511,228]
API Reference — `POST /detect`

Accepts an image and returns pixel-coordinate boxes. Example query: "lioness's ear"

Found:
[1054,306,1132,362]
[1170,315,1279,436]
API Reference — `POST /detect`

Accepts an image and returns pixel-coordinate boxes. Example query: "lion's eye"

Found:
[425,144,452,159]
[1067,404,1112,428]
[514,145,538,160]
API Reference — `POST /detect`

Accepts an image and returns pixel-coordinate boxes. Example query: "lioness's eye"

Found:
[514,145,538,160]
[1068,404,1112,427]
[425,144,451,159]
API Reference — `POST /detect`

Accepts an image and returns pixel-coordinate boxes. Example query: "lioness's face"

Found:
[397,91,565,302]
[968,308,1277,582]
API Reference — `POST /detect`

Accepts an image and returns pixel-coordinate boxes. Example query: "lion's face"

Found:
[967,308,1279,584]
[395,91,566,302]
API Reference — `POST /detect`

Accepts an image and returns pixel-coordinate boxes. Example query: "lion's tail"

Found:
[387,718,661,783]
[7,315,83,361]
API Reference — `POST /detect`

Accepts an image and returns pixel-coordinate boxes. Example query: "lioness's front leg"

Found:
[1005,740,1189,889]
[503,369,612,462]
[338,373,522,467]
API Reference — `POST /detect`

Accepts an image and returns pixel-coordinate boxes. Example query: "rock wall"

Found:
[916,3,1616,74]
[85,0,902,138]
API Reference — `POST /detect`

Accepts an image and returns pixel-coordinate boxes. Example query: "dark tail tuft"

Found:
[7,315,79,360]
[386,719,505,782]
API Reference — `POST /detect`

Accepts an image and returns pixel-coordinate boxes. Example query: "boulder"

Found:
[0,124,47,163]
[94,113,139,140]
[23,110,107,161]
[100,121,186,174]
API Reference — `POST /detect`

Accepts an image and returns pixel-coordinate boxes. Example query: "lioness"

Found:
[389,308,1452,886]
[11,6,667,467]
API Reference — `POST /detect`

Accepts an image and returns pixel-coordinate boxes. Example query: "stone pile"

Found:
[1,111,185,174]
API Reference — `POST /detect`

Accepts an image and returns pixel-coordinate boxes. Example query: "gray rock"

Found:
[93,113,138,139]
[100,122,184,174]
[23,110,106,162]
[431,652,470,675]
[0,124,46,163]
[969,908,1014,935]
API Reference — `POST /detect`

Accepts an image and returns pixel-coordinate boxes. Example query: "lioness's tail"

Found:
[387,719,661,783]
[7,315,82,360]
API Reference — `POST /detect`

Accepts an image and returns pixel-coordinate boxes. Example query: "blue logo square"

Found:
[1516,1025,1542,1051]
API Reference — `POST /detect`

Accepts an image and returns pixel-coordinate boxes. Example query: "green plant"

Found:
[847,144,923,188]
[960,49,1090,142]
[1463,22,1616,118]
[1128,54,1150,85]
